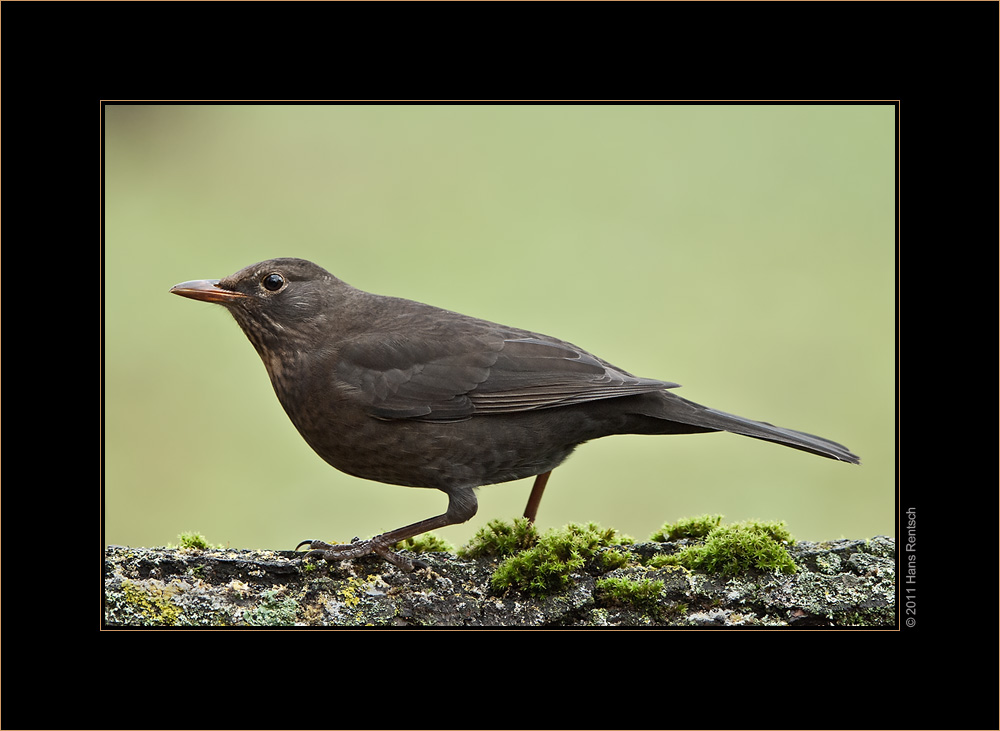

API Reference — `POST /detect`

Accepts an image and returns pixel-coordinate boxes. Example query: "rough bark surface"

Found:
[104,535,896,627]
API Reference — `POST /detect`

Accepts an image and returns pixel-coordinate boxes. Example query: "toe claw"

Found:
[296,539,336,553]
[292,535,429,573]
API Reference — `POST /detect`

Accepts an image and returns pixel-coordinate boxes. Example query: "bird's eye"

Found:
[262,273,285,292]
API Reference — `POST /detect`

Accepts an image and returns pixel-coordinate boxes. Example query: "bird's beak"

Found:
[169,279,248,304]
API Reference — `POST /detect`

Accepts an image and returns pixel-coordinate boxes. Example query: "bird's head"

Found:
[170,257,349,356]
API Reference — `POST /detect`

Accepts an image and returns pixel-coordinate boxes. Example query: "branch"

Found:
[104,534,895,627]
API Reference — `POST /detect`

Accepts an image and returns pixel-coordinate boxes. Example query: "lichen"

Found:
[241,588,299,626]
[121,579,183,626]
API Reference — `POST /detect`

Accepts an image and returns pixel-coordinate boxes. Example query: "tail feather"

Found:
[649,393,860,464]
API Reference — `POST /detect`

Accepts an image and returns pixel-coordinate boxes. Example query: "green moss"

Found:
[650,514,723,541]
[459,518,539,558]
[595,576,666,615]
[170,531,224,550]
[490,522,633,597]
[596,549,629,572]
[651,519,797,575]
[647,553,676,569]
[393,533,454,553]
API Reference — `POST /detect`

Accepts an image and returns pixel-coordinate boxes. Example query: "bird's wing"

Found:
[335,333,501,420]
[336,333,676,422]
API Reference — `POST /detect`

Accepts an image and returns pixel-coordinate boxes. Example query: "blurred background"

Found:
[104,104,895,552]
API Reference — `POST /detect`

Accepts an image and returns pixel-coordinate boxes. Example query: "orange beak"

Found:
[169,279,248,304]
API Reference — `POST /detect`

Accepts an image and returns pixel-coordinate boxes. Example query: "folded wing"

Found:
[336,334,676,422]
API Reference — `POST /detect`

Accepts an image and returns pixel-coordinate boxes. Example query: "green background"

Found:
[104,104,895,552]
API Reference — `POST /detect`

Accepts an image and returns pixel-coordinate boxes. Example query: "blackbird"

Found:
[170,257,859,571]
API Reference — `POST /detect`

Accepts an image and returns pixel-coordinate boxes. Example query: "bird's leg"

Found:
[296,486,478,572]
[522,470,552,523]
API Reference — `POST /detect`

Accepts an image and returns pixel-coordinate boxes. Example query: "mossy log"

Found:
[104,534,895,627]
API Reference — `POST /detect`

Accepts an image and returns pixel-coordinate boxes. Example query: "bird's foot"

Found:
[295,537,428,573]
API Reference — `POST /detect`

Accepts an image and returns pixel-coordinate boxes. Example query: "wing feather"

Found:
[336,332,676,422]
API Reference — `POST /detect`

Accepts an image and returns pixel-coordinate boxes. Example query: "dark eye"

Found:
[262,273,284,292]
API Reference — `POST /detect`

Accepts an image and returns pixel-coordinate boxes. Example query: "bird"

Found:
[170,257,859,571]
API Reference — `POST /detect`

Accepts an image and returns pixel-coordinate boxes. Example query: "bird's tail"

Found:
[646,392,860,464]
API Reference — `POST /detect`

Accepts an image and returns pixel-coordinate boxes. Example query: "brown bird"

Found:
[170,258,859,571]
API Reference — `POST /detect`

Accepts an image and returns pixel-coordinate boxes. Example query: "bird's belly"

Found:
[284,401,590,490]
